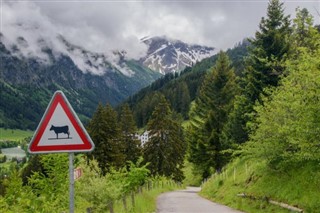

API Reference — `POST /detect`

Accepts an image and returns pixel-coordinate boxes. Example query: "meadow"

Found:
[0,128,33,141]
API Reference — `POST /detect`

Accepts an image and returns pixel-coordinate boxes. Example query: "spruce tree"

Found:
[223,0,291,145]
[247,0,291,95]
[143,95,186,181]
[86,103,107,171]
[188,51,237,178]
[291,8,320,52]
[119,103,141,164]
[87,103,125,174]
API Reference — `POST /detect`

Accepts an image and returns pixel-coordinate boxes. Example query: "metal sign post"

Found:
[69,153,75,213]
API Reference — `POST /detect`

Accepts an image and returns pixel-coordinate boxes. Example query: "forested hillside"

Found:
[195,2,320,212]
[123,40,249,127]
[0,41,160,130]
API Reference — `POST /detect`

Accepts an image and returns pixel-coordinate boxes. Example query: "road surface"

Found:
[157,187,244,213]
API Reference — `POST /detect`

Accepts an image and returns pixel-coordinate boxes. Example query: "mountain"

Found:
[140,36,215,74]
[0,35,160,130]
[0,30,216,130]
[123,40,250,127]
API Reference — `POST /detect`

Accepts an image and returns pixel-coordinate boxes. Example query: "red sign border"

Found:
[28,91,94,153]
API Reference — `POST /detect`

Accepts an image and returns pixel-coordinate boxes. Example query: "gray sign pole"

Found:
[69,153,75,213]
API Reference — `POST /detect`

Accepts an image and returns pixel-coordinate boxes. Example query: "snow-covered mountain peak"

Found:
[140,36,215,74]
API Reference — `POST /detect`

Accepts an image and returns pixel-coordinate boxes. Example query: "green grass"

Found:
[200,157,320,213]
[113,182,182,213]
[0,128,33,141]
[74,180,182,213]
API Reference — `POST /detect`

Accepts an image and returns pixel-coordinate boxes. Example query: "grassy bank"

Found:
[113,181,182,213]
[200,157,320,213]
[0,128,33,141]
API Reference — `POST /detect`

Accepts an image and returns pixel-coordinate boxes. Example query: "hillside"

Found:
[201,157,320,212]
[198,5,320,212]
[0,32,218,130]
[123,40,249,127]
[0,40,160,130]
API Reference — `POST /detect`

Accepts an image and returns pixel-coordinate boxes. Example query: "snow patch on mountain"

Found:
[141,36,215,74]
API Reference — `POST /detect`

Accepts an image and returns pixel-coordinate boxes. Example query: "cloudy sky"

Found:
[1,0,320,60]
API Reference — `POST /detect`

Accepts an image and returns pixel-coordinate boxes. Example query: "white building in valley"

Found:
[135,131,151,146]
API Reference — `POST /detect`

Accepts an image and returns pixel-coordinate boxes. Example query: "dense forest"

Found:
[122,39,249,127]
[1,0,320,212]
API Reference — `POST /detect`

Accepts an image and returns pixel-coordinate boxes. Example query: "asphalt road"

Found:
[156,187,244,213]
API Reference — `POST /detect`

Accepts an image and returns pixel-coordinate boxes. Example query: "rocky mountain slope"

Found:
[140,36,215,74]
[0,32,215,130]
[0,35,160,130]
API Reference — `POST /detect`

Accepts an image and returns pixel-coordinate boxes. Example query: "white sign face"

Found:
[28,91,94,153]
[38,103,84,146]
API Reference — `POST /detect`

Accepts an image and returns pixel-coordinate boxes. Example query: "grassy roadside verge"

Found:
[200,157,320,213]
[113,181,183,213]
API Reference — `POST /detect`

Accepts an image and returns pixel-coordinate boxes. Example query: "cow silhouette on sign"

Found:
[50,125,70,139]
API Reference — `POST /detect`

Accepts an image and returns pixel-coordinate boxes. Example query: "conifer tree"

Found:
[188,51,237,178]
[86,103,107,169]
[223,0,291,145]
[247,0,291,95]
[175,82,191,118]
[119,103,141,164]
[291,7,320,53]
[87,103,125,174]
[143,95,186,181]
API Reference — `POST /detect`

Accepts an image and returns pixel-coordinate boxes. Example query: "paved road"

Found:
[157,187,244,213]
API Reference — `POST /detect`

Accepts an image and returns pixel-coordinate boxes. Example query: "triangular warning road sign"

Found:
[28,91,94,153]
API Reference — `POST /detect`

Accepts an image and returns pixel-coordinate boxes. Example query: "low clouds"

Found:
[1,1,148,60]
[2,1,63,61]
[1,0,319,62]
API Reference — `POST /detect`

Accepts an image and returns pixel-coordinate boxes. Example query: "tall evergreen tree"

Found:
[143,95,186,181]
[87,103,125,174]
[223,0,291,145]
[119,103,141,164]
[188,51,237,178]
[291,7,320,53]
[247,0,291,97]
